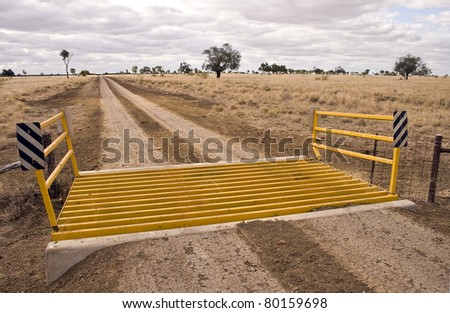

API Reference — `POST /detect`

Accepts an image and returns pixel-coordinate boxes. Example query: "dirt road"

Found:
[2,76,448,293]
[87,76,286,291]
[46,77,450,293]
[104,76,251,163]
[99,77,163,168]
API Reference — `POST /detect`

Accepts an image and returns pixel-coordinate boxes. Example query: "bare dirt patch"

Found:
[0,77,103,292]
[47,229,285,293]
[238,220,372,292]
[398,200,450,237]
[294,208,450,292]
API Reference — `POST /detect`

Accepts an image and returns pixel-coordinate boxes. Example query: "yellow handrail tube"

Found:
[33,110,80,230]
[311,108,403,195]
[44,131,68,157]
[40,112,64,129]
[313,143,393,165]
[61,113,79,177]
[389,148,401,194]
[315,127,393,143]
[316,110,394,121]
[35,170,58,230]
[45,150,73,189]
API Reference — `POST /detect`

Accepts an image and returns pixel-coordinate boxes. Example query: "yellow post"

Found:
[311,108,321,160]
[389,147,401,194]
[61,113,79,177]
[35,170,59,230]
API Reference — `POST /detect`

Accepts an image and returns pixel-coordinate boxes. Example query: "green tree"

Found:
[79,70,90,76]
[139,66,151,74]
[178,62,193,74]
[394,54,431,80]
[153,65,164,74]
[59,49,72,79]
[258,62,271,74]
[131,66,138,74]
[1,69,15,76]
[313,67,324,74]
[271,63,287,74]
[335,66,346,75]
[202,43,241,78]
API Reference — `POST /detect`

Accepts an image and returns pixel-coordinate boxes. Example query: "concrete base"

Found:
[46,199,416,284]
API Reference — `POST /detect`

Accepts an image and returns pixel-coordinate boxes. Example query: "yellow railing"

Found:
[36,111,79,231]
[310,108,401,194]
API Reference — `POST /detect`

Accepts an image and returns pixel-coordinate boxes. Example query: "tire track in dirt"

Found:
[66,76,286,292]
[294,209,450,292]
[99,76,162,169]
[104,76,252,163]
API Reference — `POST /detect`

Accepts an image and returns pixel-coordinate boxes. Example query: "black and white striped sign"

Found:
[16,123,45,170]
[393,111,408,148]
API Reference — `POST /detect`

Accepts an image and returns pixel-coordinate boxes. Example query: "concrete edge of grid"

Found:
[46,199,416,284]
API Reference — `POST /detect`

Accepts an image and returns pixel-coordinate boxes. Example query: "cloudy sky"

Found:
[1,0,449,75]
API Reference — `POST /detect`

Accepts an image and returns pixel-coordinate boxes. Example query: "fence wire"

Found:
[315,133,450,203]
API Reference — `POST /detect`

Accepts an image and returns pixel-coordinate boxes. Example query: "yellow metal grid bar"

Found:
[62,183,377,213]
[58,189,385,230]
[315,127,393,143]
[73,163,338,185]
[61,189,390,223]
[65,180,368,208]
[60,186,384,218]
[73,164,336,187]
[66,176,354,200]
[59,184,377,223]
[76,158,320,181]
[70,172,348,196]
[316,110,393,121]
[52,193,397,240]
[50,158,400,240]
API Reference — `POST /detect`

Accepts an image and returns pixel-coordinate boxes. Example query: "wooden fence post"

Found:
[427,134,442,203]
[42,132,61,199]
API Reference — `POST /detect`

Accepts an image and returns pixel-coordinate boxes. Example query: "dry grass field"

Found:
[0,74,449,292]
[117,74,450,138]
[114,74,450,199]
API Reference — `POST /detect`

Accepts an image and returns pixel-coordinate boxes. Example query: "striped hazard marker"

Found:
[16,122,45,170]
[393,111,408,148]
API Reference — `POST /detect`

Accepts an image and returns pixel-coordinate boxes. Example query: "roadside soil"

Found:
[1,77,103,292]
[1,75,449,293]
[50,78,449,292]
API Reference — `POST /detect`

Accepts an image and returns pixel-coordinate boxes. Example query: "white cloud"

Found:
[419,10,450,26]
[0,0,449,75]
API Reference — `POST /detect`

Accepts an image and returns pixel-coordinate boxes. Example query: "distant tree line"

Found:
[256,55,432,78]
[1,69,15,77]
[133,65,168,74]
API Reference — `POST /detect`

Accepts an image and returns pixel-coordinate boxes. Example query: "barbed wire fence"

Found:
[322,133,449,204]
